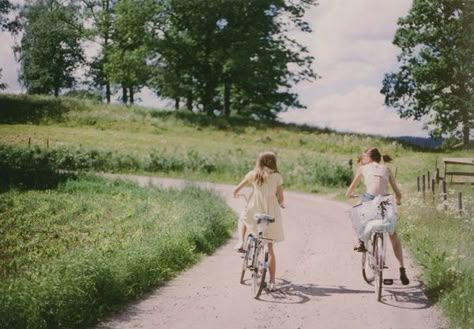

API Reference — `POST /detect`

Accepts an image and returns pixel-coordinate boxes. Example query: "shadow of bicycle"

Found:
[380,280,434,309]
[257,279,373,304]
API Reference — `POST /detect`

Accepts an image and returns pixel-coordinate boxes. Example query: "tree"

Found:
[150,0,317,118]
[382,0,474,146]
[14,0,85,96]
[105,0,154,104]
[82,0,114,103]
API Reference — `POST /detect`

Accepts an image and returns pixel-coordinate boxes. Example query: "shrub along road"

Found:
[97,174,446,329]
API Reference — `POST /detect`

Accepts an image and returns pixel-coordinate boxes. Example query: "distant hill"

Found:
[395,136,444,149]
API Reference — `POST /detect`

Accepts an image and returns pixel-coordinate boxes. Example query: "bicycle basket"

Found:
[350,195,398,240]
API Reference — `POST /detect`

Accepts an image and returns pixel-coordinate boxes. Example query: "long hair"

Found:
[364,147,392,163]
[253,151,279,185]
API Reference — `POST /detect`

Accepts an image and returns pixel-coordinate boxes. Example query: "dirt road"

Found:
[97,174,446,329]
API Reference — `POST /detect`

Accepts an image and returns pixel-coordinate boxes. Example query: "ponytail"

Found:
[364,147,394,163]
[382,154,393,163]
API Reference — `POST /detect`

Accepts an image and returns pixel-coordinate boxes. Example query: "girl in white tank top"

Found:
[346,147,409,285]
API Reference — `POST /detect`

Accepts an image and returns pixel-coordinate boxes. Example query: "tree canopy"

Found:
[382,0,474,146]
[14,0,85,96]
[11,0,317,119]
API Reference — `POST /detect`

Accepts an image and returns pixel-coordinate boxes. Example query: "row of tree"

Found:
[3,0,318,119]
[0,0,472,144]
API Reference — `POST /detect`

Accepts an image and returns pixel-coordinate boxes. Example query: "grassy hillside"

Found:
[1,93,473,328]
[2,93,469,189]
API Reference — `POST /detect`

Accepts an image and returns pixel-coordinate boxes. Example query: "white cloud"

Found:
[280,85,426,137]
[0,32,21,92]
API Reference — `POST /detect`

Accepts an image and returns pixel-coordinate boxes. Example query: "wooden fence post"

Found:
[422,174,426,199]
[431,179,435,202]
[442,180,447,210]
[427,171,430,189]
[417,176,420,192]
[459,192,463,215]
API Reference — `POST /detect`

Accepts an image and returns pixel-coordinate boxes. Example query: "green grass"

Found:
[0,175,235,329]
[1,93,473,328]
[399,185,474,329]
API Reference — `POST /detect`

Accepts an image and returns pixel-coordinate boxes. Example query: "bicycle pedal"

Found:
[383,279,394,285]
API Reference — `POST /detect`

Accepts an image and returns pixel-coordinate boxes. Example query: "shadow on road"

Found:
[256,278,373,304]
[381,281,434,310]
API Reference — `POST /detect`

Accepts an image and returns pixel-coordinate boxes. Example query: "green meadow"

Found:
[0,94,472,328]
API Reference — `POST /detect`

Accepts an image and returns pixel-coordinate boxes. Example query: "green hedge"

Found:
[0,94,90,124]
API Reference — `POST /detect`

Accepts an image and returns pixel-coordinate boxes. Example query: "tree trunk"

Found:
[122,86,128,104]
[223,81,230,118]
[106,82,111,104]
[203,81,215,116]
[462,108,470,146]
[186,93,193,111]
[175,97,180,110]
[129,87,134,104]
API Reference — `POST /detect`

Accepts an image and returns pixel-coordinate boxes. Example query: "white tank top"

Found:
[360,162,390,196]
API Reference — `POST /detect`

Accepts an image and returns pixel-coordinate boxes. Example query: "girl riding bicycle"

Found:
[346,147,410,285]
[233,151,285,292]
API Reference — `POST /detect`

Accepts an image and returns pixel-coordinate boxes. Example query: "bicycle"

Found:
[239,213,274,299]
[351,195,397,301]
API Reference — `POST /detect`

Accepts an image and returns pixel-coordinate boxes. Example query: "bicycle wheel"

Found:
[240,235,254,284]
[373,233,384,301]
[362,248,375,283]
[251,241,267,299]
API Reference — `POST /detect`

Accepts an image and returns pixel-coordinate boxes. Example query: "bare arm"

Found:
[388,169,402,205]
[276,185,284,206]
[345,169,362,198]
[233,177,249,198]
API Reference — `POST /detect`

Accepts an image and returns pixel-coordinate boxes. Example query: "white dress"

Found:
[239,169,284,242]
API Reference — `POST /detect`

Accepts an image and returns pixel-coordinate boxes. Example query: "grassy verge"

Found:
[399,186,474,329]
[0,175,235,329]
[1,93,474,327]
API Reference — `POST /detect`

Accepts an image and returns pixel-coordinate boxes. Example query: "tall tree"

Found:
[104,0,155,104]
[14,0,85,96]
[83,0,114,103]
[151,0,317,118]
[382,0,474,146]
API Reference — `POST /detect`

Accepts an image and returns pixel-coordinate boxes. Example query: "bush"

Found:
[0,94,90,124]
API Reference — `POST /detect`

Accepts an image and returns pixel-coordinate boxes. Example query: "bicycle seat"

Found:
[255,213,275,224]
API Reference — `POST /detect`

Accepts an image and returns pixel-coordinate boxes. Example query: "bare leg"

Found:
[389,231,404,268]
[238,221,246,242]
[267,242,276,283]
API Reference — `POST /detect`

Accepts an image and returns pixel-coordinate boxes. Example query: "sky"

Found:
[0,0,428,138]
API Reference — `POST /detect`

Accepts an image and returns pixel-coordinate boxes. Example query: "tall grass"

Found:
[0,176,235,329]
[0,143,353,192]
[399,186,474,329]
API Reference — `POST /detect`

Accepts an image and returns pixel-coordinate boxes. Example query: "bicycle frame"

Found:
[239,215,274,299]
[362,230,386,301]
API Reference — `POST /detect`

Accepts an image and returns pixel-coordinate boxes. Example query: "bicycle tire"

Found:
[362,249,375,283]
[240,235,254,284]
[252,241,267,299]
[374,233,384,301]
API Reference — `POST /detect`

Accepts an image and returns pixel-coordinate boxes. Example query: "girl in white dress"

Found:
[346,147,409,285]
[233,151,285,291]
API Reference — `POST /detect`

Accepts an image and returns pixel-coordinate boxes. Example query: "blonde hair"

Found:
[253,151,279,185]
